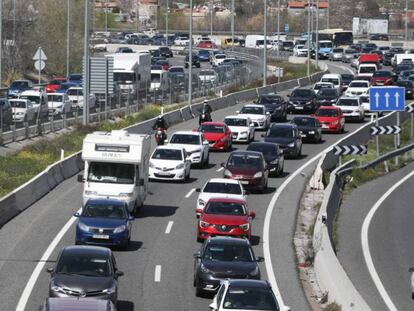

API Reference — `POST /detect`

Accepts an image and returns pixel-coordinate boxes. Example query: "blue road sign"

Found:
[369,87,405,111]
[284,24,289,33]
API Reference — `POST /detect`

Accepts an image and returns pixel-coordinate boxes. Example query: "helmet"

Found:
[203,100,208,104]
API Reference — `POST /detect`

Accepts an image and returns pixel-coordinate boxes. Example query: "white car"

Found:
[10,99,36,123]
[293,45,308,57]
[358,64,377,78]
[168,131,210,167]
[211,54,227,66]
[210,279,290,311]
[19,89,48,119]
[334,96,365,122]
[174,36,190,46]
[236,104,270,130]
[313,82,334,95]
[149,146,191,182]
[345,80,370,97]
[67,87,96,110]
[199,69,218,84]
[47,93,72,116]
[224,115,255,143]
[195,178,247,214]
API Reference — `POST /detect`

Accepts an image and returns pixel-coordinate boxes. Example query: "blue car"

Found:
[55,81,78,93]
[198,50,210,62]
[7,80,33,98]
[75,199,134,249]
[68,73,82,86]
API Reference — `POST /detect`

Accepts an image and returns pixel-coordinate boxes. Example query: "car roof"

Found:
[248,141,278,148]
[207,236,251,246]
[349,80,369,83]
[318,105,341,110]
[62,245,111,256]
[171,131,201,136]
[230,150,264,157]
[242,104,264,108]
[200,122,226,126]
[228,279,271,288]
[85,198,126,206]
[207,197,247,204]
[48,93,65,96]
[339,96,359,100]
[205,178,240,184]
[270,123,296,129]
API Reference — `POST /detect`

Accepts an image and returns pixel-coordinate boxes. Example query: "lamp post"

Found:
[210,0,213,36]
[231,0,235,52]
[326,0,329,28]
[0,0,3,87]
[105,0,108,33]
[136,0,139,32]
[83,0,90,125]
[263,0,267,87]
[307,0,311,77]
[165,0,169,46]
[188,0,193,108]
[66,0,70,78]
[405,0,408,41]
[277,0,280,58]
[315,0,319,69]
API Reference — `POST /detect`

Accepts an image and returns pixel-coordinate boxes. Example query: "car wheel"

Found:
[297,146,302,158]
[205,153,209,167]
[195,285,203,297]
[278,164,284,176]
[412,292,414,299]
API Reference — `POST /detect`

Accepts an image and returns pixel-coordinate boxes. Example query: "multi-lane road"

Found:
[0,59,371,311]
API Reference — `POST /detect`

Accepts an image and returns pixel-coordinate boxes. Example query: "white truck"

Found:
[78,130,151,215]
[245,35,272,49]
[394,53,414,65]
[107,53,151,96]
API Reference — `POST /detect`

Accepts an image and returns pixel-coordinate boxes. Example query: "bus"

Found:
[313,29,353,46]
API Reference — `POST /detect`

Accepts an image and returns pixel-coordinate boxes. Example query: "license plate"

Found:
[295,106,304,110]
[322,124,329,128]
[301,134,307,137]
[240,181,249,185]
[157,171,171,176]
[93,234,109,239]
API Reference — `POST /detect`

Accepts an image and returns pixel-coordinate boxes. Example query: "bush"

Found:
[323,302,342,311]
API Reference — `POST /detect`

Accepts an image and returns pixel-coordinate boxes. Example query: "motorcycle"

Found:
[154,127,167,145]
[198,109,212,125]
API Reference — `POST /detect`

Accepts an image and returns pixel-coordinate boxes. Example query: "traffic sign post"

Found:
[32,47,47,85]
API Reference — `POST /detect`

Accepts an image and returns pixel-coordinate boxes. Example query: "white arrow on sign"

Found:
[395,92,400,108]
[32,47,47,61]
[385,92,390,108]
[375,92,380,108]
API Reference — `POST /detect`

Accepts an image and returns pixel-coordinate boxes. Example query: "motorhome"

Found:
[150,69,169,92]
[78,130,151,215]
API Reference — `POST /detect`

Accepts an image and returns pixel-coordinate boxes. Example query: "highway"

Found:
[337,162,414,311]
[0,59,375,311]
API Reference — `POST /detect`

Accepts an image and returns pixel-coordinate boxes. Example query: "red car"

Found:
[197,40,216,49]
[197,198,255,242]
[314,106,345,134]
[198,122,232,151]
[370,70,394,86]
[46,77,67,93]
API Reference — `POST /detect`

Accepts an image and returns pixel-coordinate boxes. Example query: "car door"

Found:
[201,134,209,159]
[183,149,191,173]
[27,102,35,121]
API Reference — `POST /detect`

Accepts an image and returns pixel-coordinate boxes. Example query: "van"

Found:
[245,35,272,49]
[78,130,151,215]
[358,53,381,69]
[221,37,240,49]
[358,64,378,78]
[150,69,169,92]
[320,74,343,92]
[19,89,48,121]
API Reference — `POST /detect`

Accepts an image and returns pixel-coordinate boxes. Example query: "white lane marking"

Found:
[262,115,380,309]
[216,167,224,172]
[185,188,195,198]
[361,169,414,311]
[15,208,81,311]
[154,265,162,282]
[165,221,174,234]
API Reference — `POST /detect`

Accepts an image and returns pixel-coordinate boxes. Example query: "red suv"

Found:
[197,198,255,242]
[314,106,345,133]
[198,122,232,151]
[221,150,269,192]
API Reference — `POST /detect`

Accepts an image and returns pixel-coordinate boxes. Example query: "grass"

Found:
[323,302,342,311]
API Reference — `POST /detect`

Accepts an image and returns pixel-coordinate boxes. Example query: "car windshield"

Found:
[170,134,200,145]
[152,148,183,161]
[216,54,226,59]
[151,73,161,82]
[314,84,331,90]
[359,66,376,73]
[48,95,63,102]
[11,81,29,88]
[333,48,343,53]
[319,42,332,48]
[240,106,263,115]
[291,89,313,97]
[227,154,262,169]
[67,89,82,96]
[169,67,184,73]
[69,74,82,81]
[373,71,392,77]
[257,96,283,104]
[318,89,337,96]
[203,244,254,262]
[223,287,279,310]
[321,78,339,85]
[267,127,293,138]
[292,117,316,127]
[55,253,112,277]
[247,144,278,157]
[88,162,134,184]
[82,203,128,219]
[10,101,27,108]
[199,124,224,133]
[204,201,246,215]
[337,98,359,106]
[19,95,40,104]
[159,47,169,52]
[349,82,368,88]
[316,109,338,117]
[203,182,242,194]
[341,74,354,81]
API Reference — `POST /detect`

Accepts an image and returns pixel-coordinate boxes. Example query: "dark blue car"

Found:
[55,81,78,93]
[68,73,82,86]
[198,50,210,62]
[7,80,33,98]
[75,199,134,250]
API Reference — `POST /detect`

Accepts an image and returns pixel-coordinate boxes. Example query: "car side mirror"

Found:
[195,188,201,192]
[46,267,54,274]
[128,215,135,221]
[256,256,264,262]
[136,178,145,186]
[193,252,201,258]
[220,162,225,168]
[235,110,240,114]
[266,111,270,115]
[115,270,124,277]
[209,302,218,311]
[74,212,80,217]
[77,174,84,183]
[249,211,256,219]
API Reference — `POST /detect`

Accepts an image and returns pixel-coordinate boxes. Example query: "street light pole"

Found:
[231,0,235,52]
[307,0,311,77]
[165,0,169,46]
[0,0,3,87]
[405,0,408,41]
[326,0,329,29]
[315,0,319,69]
[277,0,280,58]
[66,0,70,78]
[210,0,213,37]
[188,0,193,108]
[263,0,267,87]
[105,0,108,33]
[83,0,90,125]
[136,0,139,32]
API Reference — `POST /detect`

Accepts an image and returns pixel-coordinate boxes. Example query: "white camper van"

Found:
[150,69,169,92]
[78,130,151,215]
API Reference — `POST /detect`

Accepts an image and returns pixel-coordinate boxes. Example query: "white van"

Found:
[150,69,169,92]
[358,64,377,78]
[245,35,272,49]
[78,130,151,215]
[320,74,343,93]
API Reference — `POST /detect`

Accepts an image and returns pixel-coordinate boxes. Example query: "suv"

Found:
[19,89,48,120]
[185,54,201,68]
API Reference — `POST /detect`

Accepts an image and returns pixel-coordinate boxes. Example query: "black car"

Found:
[151,56,166,65]
[256,94,288,121]
[287,88,317,113]
[383,52,395,66]
[340,73,354,90]
[291,116,322,143]
[47,246,124,304]
[396,80,414,99]
[193,236,263,296]
[247,141,284,176]
[0,98,12,129]
[393,63,414,75]
[263,123,302,158]
[316,88,340,106]
[115,47,134,53]
[149,49,160,57]
[159,46,173,58]
[399,69,414,80]
[369,33,389,41]
[185,54,201,68]
[390,47,405,54]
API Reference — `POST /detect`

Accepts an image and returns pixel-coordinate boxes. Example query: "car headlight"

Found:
[102,285,117,294]
[119,192,133,198]
[17,112,24,115]
[253,171,263,178]
[240,131,248,135]
[176,163,185,169]
[224,169,232,177]
[149,161,155,168]
[192,148,201,153]
[199,220,210,228]
[113,225,126,233]
[288,101,294,105]
[305,101,313,105]
[249,266,260,276]
[308,131,315,134]
[78,222,90,232]
[288,142,295,147]
[51,285,66,294]
[84,190,98,196]
[200,263,210,273]
[239,223,250,231]
[270,158,279,164]
[198,198,206,206]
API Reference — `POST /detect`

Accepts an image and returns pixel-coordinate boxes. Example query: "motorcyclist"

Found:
[153,115,168,145]
[199,100,212,124]
[202,100,212,114]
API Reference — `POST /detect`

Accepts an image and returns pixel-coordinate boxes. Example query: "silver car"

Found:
[342,48,356,63]
[329,48,344,61]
